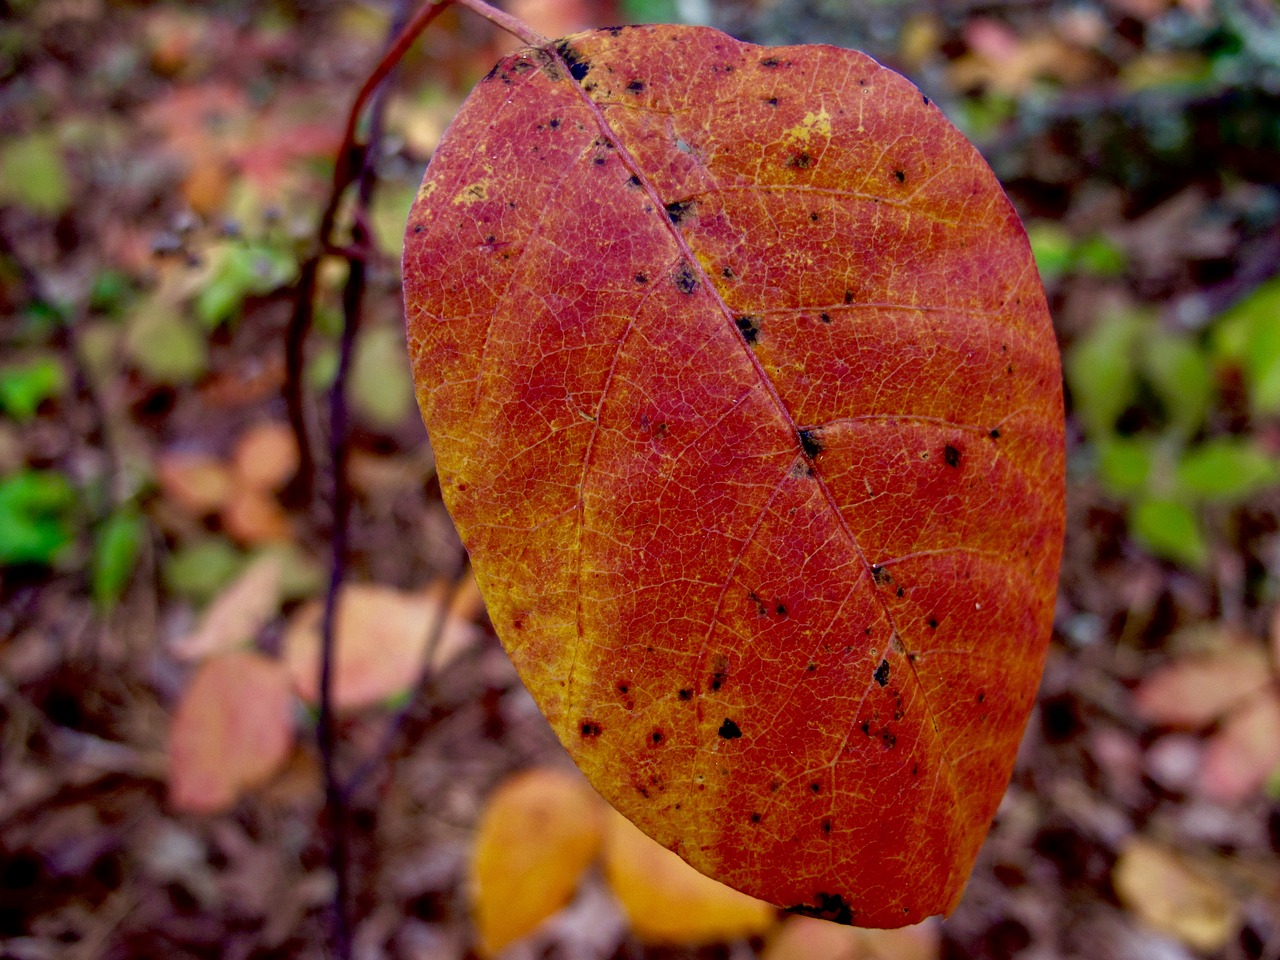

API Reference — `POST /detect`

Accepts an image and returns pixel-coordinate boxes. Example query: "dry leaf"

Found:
[1201,692,1280,803]
[1133,644,1273,728]
[469,768,605,957]
[762,914,940,960]
[222,487,292,544]
[282,581,479,711]
[158,451,234,516]
[1112,839,1239,952]
[602,808,776,944]
[170,554,283,662]
[232,420,299,492]
[168,650,295,814]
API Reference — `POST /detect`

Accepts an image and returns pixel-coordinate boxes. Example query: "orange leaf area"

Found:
[404,25,1064,925]
[603,807,777,944]
[469,768,605,957]
[167,650,295,814]
[283,580,480,711]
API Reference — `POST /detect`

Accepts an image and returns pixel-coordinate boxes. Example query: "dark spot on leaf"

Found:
[882,730,896,749]
[627,79,645,93]
[895,587,905,598]
[770,780,782,792]
[672,261,698,294]
[928,617,938,629]
[977,691,986,703]
[761,57,780,67]
[617,681,629,694]
[844,289,854,304]
[798,428,823,459]
[912,763,920,776]
[874,660,890,687]
[593,156,606,166]
[634,272,648,285]
[893,169,905,183]
[750,811,762,823]
[556,40,590,81]
[788,152,812,169]
[871,565,891,585]
[810,781,821,793]
[819,312,831,323]
[806,663,817,673]
[776,603,787,617]
[809,211,820,222]
[711,654,729,691]
[549,118,560,129]
[945,444,961,468]
[678,688,693,701]
[990,428,1001,439]
[665,200,695,225]
[412,224,423,234]
[923,95,931,105]
[627,174,641,188]
[735,315,761,344]
[766,97,778,106]
[651,729,664,745]
[786,892,854,925]
[860,721,871,735]
[580,720,602,738]
[748,590,768,617]
[718,718,742,739]
[822,818,832,834]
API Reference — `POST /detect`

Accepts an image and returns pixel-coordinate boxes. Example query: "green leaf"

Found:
[1131,497,1207,568]
[1026,222,1075,283]
[1097,435,1153,497]
[194,242,298,329]
[1066,312,1143,438]
[93,507,145,610]
[0,470,76,566]
[1141,332,1212,438]
[0,355,66,421]
[1213,279,1280,415]
[164,538,245,604]
[0,133,71,215]
[1074,234,1127,278]
[351,325,414,429]
[1174,439,1280,503]
[124,296,207,385]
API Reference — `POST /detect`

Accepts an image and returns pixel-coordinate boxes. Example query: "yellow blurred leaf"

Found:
[282,581,479,711]
[170,554,283,662]
[168,650,295,814]
[470,768,605,957]
[603,807,776,945]
[1113,839,1239,952]
[763,914,940,960]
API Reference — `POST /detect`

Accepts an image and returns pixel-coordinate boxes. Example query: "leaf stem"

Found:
[453,0,550,46]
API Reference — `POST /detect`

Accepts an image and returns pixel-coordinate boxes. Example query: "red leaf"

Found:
[403,25,1064,926]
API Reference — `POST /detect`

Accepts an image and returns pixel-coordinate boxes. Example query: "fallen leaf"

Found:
[1112,839,1239,952]
[469,768,604,957]
[762,914,939,960]
[1133,644,1273,729]
[282,582,479,711]
[158,452,235,516]
[1201,692,1280,803]
[170,554,283,662]
[232,420,299,492]
[403,25,1064,925]
[168,650,295,814]
[603,807,776,944]
[221,488,292,544]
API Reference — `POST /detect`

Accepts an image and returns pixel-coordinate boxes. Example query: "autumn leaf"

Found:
[404,25,1064,925]
[469,768,604,956]
[168,650,295,814]
[1112,839,1239,952]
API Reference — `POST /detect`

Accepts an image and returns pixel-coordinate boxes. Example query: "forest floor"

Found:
[2,1,1279,958]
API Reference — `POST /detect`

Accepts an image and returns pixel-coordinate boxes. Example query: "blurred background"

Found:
[2,0,1279,957]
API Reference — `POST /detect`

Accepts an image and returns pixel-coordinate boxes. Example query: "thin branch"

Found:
[454,0,550,46]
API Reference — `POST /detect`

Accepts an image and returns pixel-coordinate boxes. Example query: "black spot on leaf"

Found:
[580,720,602,738]
[626,79,645,93]
[718,718,742,739]
[874,660,890,687]
[798,428,823,459]
[735,315,761,344]
[945,444,961,467]
[672,261,698,294]
[665,199,695,225]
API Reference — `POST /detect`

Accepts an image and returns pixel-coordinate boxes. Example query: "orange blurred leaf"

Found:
[403,25,1063,925]
[168,650,295,814]
[232,420,299,492]
[469,768,605,956]
[170,554,283,662]
[1113,839,1239,952]
[1133,644,1273,729]
[603,807,776,944]
[157,451,234,517]
[282,581,479,711]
